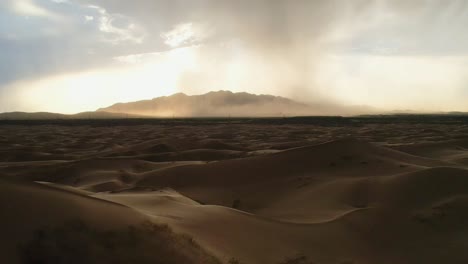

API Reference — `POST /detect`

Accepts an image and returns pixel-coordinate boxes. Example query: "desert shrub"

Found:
[279,254,315,264]
[19,220,220,264]
[232,199,241,209]
[228,257,241,264]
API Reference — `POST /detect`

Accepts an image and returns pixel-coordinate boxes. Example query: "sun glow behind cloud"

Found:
[2,0,468,114]
[10,0,62,20]
[316,54,468,112]
[3,47,199,114]
[4,42,468,114]
[161,23,197,48]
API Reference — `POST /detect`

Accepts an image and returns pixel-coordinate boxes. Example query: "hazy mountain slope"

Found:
[0,111,141,120]
[0,112,67,120]
[98,91,347,117]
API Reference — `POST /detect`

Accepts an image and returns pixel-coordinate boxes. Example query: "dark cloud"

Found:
[1,0,468,112]
[3,0,467,85]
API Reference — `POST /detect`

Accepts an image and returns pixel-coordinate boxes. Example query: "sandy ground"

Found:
[2,120,468,263]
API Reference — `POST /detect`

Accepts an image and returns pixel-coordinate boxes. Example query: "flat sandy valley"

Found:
[2,116,468,264]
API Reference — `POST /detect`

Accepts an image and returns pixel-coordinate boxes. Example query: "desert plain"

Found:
[1,116,468,264]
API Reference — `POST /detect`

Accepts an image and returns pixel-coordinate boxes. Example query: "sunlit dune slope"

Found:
[98,167,468,264]
[0,178,219,264]
[136,138,448,218]
[3,122,468,264]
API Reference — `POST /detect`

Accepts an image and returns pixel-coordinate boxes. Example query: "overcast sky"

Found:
[1,0,468,113]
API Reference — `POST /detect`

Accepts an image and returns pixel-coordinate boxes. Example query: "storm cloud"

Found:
[1,0,468,113]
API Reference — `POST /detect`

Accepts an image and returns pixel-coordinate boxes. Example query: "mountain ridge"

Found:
[98,90,342,117]
[0,111,143,120]
[3,91,468,119]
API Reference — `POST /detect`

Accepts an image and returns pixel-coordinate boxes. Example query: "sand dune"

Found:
[136,139,447,218]
[0,178,219,264]
[98,168,468,263]
[392,139,468,165]
[1,122,468,263]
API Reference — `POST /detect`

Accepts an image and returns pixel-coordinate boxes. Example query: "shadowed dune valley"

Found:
[2,117,468,263]
[2,0,468,263]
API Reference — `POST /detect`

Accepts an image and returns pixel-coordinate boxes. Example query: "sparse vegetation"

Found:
[279,254,315,264]
[228,257,241,264]
[19,220,220,264]
[194,199,206,205]
[232,199,241,209]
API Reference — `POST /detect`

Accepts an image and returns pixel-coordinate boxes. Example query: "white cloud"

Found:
[10,0,62,20]
[3,0,468,113]
[88,4,146,44]
[315,54,468,111]
[50,0,70,3]
[161,22,209,48]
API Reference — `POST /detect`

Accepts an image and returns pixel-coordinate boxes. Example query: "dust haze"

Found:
[3,2,468,263]
[1,0,468,113]
[97,91,374,117]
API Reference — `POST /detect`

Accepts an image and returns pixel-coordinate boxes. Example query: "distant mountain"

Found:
[0,112,66,120]
[0,111,140,120]
[97,91,347,117]
[0,91,377,119]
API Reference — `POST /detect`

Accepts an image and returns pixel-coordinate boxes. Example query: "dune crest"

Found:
[2,120,468,263]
